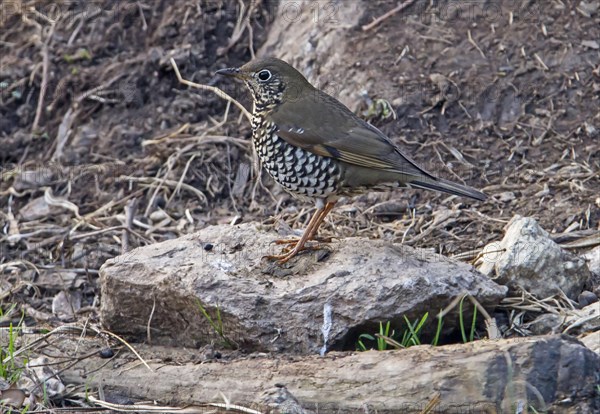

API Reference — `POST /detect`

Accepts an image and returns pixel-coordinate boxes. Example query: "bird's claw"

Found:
[263,240,330,264]
[262,252,298,264]
[278,241,325,254]
[273,236,333,245]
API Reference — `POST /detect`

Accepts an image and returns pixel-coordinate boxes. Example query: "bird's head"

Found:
[216,57,313,111]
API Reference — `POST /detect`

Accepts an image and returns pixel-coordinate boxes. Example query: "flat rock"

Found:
[580,330,600,354]
[583,245,600,275]
[478,216,590,299]
[100,223,507,353]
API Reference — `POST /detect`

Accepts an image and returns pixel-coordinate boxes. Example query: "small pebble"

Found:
[149,210,168,222]
[99,348,115,358]
[578,290,598,307]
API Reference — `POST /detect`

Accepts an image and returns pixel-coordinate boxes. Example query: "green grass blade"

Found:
[401,329,410,347]
[459,295,468,343]
[377,322,388,351]
[469,304,478,342]
[403,315,421,346]
[414,312,428,335]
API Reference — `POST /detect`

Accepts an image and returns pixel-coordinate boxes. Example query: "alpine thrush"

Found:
[216,58,487,263]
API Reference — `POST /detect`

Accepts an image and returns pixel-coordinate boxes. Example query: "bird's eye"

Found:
[257,69,272,82]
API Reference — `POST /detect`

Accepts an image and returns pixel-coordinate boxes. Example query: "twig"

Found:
[32,24,55,133]
[75,73,124,103]
[86,394,264,414]
[419,35,453,45]
[136,1,148,31]
[166,151,196,209]
[122,198,138,254]
[169,57,252,122]
[68,226,126,241]
[141,122,190,146]
[147,295,156,344]
[467,29,486,59]
[122,175,208,204]
[27,6,57,25]
[466,294,500,340]
[67,8,102,45]
[534,53,549,71]
[217,0,253,56]
[246,16,256,59]
[44,187,81,218]
[401,208,416,244]
[144,151,178,217]
[51,106,80,161]
[419,392,441,414]
[100,329,153,372]
[362,0,416,31]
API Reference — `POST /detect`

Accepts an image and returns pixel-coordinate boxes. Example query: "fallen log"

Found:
[60,334,598,413]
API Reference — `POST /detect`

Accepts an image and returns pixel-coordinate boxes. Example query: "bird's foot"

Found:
[262,250,300,264]
[273,236,333,245]
[279,241,326,254]
[264,241,328,264]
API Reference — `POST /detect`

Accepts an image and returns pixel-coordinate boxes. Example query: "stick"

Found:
[122,198,138,254]
[169,57,252,122]
[32,24,55,133]
[362,0,416,31]
[467,29,486,59]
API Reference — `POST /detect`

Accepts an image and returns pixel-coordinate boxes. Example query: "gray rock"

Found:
[25,357,65,398]
[579,290,598,307]
[51,290,82,320]
[524,301,599,336]
[580,330,600,354]
[526,313,565,336]
[258,384,312,414]
[582,245,600,275]
[100,223,507,354]
[19,196,65,221]
[563,302,600,336]
[478,216,590,300]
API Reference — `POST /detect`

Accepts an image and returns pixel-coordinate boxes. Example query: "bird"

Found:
[216,57,487,264]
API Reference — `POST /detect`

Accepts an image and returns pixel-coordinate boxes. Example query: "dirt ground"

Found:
[324,0,600,254]
[0,0,599,409]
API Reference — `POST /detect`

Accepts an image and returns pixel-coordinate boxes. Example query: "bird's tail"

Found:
[408,176,487,201]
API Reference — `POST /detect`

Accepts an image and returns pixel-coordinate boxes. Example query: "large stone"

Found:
[525,302,600,336]
[100,223,506,353]
[478,216,590,300]
[564,302,600,336]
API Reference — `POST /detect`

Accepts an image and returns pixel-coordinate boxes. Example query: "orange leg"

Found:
[305,202,335,241]
[265,201,336,264]
[274,205,334,246]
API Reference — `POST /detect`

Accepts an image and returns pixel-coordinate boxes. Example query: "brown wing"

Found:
[270,89,436,180]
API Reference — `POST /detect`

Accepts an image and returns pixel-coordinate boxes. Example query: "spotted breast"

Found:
[252,119,342,201]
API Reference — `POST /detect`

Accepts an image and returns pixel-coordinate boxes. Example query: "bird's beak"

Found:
[215,67,250,80]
